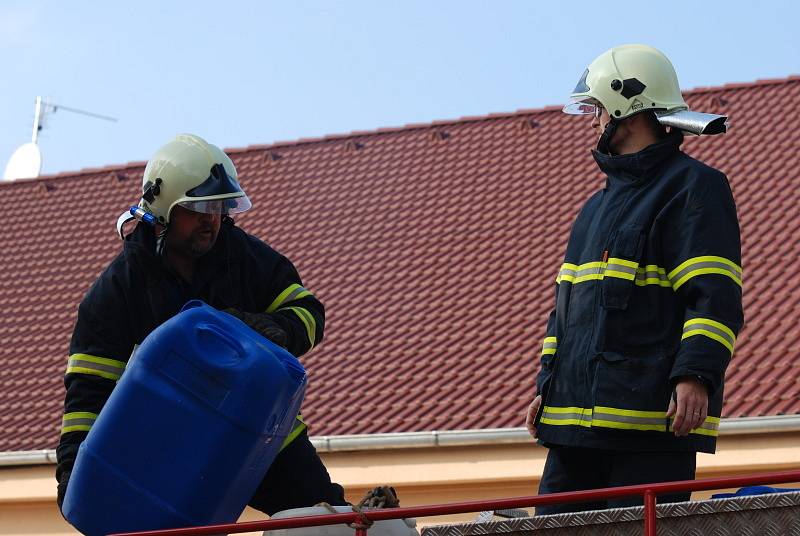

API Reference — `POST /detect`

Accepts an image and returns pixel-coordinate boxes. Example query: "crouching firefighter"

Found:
[56,133,348,516]
[525,44,743,514]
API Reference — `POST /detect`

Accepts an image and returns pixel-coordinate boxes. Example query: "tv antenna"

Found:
[3,96,117,181]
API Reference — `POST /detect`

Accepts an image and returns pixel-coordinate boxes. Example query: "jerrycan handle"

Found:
[180,300,247,361]
[181,299,208,313]
[194,323,246,357]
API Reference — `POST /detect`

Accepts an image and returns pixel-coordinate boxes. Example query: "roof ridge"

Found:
[5,75,798,186]
[229,106,562,154]
[0,160,147,188]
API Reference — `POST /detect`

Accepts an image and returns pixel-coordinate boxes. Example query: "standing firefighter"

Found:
[57,134,347,516]
[525,44,743,514]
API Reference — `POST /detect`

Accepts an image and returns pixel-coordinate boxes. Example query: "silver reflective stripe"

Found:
[682,318,736,353]
[592,409,666,428]
[541,337,558,356]
[699,420,719,432]
[70,358,122,376]
[61,412,98,434]
[636,267,670,286]
[575,266,603,278]
[282,286,310,304]
[671,261,741,284]
[541,409,591,423]
[66,355,126,380]
[63,416,95,428]
[683,322,734,347]
[557,266,577,281]
[605,262,637,277]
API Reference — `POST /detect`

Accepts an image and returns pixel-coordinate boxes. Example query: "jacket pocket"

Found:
[591,351,673,433]
[601,227,644,310]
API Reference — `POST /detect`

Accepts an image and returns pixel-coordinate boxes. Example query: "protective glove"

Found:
[223,308,288,348]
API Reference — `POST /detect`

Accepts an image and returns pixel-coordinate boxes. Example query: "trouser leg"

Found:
[248,429,347,516]
[536,446,608,515]
[605,450,696,509]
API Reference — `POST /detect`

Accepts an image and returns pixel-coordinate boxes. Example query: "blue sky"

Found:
[1,1,798,177]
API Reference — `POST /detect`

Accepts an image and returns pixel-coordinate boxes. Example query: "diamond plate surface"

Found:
[421,491,800,535]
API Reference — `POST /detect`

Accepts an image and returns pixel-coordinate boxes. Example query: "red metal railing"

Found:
[113,469,800,536]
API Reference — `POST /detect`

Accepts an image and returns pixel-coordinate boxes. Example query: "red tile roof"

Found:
[2,76,799,452]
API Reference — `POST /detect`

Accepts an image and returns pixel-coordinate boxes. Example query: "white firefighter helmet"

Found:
[563,44,727,136]
[117,134,251,237]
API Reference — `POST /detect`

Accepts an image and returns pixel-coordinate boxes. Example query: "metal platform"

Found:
[421,491,800,535]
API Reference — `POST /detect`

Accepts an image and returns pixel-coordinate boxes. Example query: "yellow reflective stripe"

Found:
[634,265,672,287]
[593,406,666,418]
[540,405,719,437]
[668,256,743,290]
[682,318,736,354]
[283,306,316,349]
[544,406,593,415]
[592,419,666,432]
[66,354,126,381]
[607,258,639,269]
[668,416,720,437]
[266,283,315,313]
[541,336,558,356]
[540,405,592,427]
[592,405,667,432]
[556,259,640,284]
[61,411,97,434]
[280,416,307,451]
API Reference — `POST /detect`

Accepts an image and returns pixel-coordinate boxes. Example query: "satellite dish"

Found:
[4,142,42,181]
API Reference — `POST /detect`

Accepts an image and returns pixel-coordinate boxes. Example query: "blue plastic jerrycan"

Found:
[63,300,307,536]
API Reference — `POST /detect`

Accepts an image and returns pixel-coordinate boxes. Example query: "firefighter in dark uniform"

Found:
[56,134,347,515]
[525,44,743,514]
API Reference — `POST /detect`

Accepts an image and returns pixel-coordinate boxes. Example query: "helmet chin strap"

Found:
[596,119,619,154]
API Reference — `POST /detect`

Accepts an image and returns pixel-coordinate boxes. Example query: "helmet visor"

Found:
[562,97,602,116]
[178,195,252,215]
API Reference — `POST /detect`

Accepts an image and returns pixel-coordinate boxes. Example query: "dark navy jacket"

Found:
[535,132,743,454]
[57,219,324,487]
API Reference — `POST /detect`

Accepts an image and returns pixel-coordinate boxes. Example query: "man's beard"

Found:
[186,226,218,257]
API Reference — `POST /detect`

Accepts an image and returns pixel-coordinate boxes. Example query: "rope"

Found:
[346,486,400,530]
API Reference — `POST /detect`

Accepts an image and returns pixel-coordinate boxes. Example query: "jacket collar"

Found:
[592,130,684,185]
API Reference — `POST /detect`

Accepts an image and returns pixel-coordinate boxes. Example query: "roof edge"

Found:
[3,415,799,466]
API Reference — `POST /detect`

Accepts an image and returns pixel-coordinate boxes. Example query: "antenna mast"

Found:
[4,96,118,181]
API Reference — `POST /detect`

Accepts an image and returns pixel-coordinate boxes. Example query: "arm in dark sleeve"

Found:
[262,254,325,357]
[56,276,134,505]
[664,171,744,393]
[536,284,559,396]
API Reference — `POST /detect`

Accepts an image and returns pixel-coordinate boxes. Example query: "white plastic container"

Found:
[263,505,418,536]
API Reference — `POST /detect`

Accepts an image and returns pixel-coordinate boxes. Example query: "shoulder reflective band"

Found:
[280,415,307,451]
[682,317,736,354]
[541,337,558,356]
[66,354,126,381]
[669,256,743,290]
[556,258,639,285]
[283,306,317,349]
[61,412,97,434]
[266,283,314,313]
[541,405,719,436]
